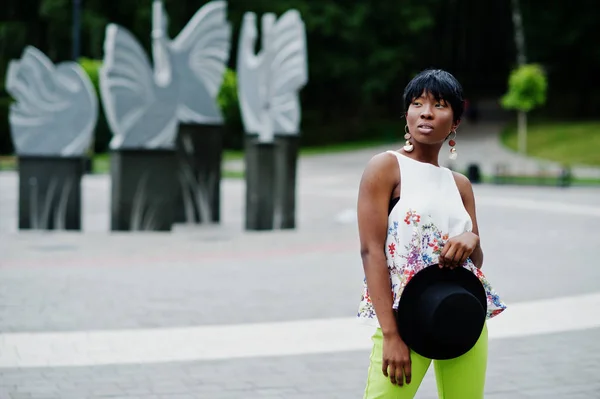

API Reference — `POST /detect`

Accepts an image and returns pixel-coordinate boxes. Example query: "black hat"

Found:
[395,265,487,360]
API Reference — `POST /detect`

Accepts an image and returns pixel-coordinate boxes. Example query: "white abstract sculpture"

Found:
[237,10,308,143]
[5,46,98,156]
[100,0,231,150]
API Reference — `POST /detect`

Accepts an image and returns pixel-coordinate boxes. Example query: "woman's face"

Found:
[406,91,459,145]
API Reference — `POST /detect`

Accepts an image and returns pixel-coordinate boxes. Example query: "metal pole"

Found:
[72,0,82,61]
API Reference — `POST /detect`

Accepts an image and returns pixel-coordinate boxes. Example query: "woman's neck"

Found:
[401,146,441,166]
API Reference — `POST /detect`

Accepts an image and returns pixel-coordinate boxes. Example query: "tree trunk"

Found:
[511,0,527,66]
[518,110,527,154]
[512,0,528,155]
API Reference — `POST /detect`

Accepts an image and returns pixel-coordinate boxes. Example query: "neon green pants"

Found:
[363,323,488,399]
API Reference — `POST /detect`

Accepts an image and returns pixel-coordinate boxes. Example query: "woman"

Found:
[357,69,506,399]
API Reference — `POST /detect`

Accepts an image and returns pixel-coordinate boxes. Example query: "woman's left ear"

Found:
[452,119,461,132]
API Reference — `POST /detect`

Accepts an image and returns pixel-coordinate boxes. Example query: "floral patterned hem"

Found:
[357,209,507,324]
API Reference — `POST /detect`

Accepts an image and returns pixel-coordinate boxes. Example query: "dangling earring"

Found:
[448,130,457,160]
[403,125,414,152]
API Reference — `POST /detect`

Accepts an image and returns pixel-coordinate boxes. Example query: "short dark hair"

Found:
[403,69,465,123]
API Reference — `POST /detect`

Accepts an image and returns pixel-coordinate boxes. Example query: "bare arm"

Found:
[453,172,484,268]
[358,152,413,386]
[357,153,399,336]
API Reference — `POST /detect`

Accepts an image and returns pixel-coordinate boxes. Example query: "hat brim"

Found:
[396,265,487,360]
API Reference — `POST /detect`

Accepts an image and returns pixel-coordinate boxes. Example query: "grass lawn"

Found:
[501,119,600,167]
[480,174,600,187]
[0,156,14,171]
[0,138,396,176]
[3,124,600,187]
[90,139,397,176]
[217,137,398,161]
[92,152,247,177]
[298,138,398,155]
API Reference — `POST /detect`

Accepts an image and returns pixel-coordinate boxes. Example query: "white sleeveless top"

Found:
[357,150,506,327]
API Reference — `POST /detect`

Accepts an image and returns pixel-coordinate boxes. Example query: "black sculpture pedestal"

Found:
[244,135,275,231]
[110,149,178,231]
[18,156,84,230]
[244,134,300,231]
[174,124,222,225]
[273,134,299,229]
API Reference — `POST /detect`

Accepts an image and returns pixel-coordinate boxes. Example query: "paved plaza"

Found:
[1,133,600,398]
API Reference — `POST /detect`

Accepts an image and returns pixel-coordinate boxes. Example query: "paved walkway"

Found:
[2,144,600,398]
[2,119,600,398]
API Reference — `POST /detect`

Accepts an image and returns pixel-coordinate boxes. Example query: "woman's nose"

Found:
[420,105,433,118]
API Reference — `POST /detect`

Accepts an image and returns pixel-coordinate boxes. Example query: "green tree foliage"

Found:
[501,64,547,112]
[501,63,547,154]
[518,0,600,117]
[0,0,598,154]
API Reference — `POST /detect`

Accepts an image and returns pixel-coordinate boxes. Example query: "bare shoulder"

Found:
[451,171,474,199]
[365,150,398,168]
[359,151,399,193]
[361,151,398,178]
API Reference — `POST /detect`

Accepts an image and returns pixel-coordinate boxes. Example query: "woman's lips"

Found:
[417,125,434,134]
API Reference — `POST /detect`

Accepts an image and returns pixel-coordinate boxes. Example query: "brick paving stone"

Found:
[0,327,596,398]
[1,204,598,333]
[2,129,600,399]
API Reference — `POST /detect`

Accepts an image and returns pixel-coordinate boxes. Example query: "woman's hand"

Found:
[439,231,479,269]
[382,333,412,386]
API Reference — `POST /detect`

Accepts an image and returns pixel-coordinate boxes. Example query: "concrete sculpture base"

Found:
[174,124,222,224]
[18,156,84,230]
[110,150,178,231]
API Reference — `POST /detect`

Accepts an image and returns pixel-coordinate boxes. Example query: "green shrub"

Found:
[0,97,14,155]
[79,57,102,94]
[78,57,111,154]
[217,68,244,149]
[217,68,239,121]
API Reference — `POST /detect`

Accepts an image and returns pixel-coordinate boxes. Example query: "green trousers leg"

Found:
[363,324,488,399]
[433,323,488,398]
